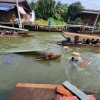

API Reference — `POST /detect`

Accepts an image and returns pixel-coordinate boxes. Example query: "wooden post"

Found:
[48,26,50,32]
[16,0,22,28]
[36,25,38,31]
[35,24,36,31]
[92,10,100,33]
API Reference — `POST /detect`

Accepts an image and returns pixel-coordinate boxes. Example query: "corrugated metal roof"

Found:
[0,0,32,12]
[0,6,13,11]
[77,9,100,14]
[0,0,24,3]
[0,3,16,7]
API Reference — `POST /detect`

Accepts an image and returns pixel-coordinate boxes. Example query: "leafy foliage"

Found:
[35,0,56,20]
[34,18,66,25]
[29,0,36,10]
[97,21,100,27]
[28,0,84,24]
[55,1,68,21]
[75,18,83,25]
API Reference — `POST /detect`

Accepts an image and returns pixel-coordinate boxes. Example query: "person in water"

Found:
[49,53,55,58]
[70,57,78,67]
[70,57,78,63]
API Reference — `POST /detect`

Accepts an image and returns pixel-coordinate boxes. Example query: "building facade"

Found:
[0,0,35,23]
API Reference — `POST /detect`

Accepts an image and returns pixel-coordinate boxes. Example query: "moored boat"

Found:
[0,32,34,37]
[61,42,100,47]
[0,25,34,37]
[34,54,61,61]
[57,31,100,47]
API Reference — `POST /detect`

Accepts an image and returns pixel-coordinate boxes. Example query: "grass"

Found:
[33,19,66,25]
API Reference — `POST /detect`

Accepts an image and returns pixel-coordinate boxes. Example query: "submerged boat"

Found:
[34,54,61,61]
[18,32,34,37]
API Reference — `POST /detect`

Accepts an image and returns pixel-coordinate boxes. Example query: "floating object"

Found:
[63,46,69,49]
[96,49,100,52]
[72,52,79,56]
[5,60,12,64]
[79,59,90,67]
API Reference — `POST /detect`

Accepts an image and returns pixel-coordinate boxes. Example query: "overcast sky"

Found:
[55,0,100,10]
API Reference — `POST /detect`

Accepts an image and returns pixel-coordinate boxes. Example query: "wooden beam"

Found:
[92,10,100,33]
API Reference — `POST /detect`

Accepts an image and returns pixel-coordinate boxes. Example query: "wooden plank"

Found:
[0,25,28,31]
[55,95,96,100]
[62,81,89,100]
[56,85,74,96]
[55,96,79,100]
[79,59,90,67]
[9,83,60,100]
[9,83,97,100]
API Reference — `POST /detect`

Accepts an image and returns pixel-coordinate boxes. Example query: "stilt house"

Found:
[0,0,35,23]
[68,9,100,33]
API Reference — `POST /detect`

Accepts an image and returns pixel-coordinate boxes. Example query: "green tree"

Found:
[35,0,56,20]
[55,1,68,21]
[67,1,84,21]
[28,0,36,10]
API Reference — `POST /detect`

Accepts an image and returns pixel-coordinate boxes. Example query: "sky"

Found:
[55,0,100,10]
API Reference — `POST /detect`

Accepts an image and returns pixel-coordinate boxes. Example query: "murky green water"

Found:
[0,32,100,100]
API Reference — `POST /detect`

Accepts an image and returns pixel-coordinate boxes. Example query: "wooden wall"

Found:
[0,7,29,22]
[81,14,97,26]
[0,9,17,22]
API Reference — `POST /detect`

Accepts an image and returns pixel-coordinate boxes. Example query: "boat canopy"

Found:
[63,31,100,39]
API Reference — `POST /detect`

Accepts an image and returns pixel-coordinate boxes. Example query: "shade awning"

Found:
[18,6,26,14]
[0,6,13,11]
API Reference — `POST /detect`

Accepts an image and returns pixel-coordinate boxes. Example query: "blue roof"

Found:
[0,6,13,11]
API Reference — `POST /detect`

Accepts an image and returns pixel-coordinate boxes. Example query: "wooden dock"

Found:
[1,22,100,33]
[9,83,96,100]
[0,22,67,32]
[9,83,60,100]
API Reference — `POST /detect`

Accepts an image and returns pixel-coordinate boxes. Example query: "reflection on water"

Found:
[0,32,100,100]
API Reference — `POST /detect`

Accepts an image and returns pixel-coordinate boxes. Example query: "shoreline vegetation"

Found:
[34,18,66,25]
[28,0,84,31]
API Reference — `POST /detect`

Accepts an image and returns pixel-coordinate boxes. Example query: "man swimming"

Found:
[70,57,78,68]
